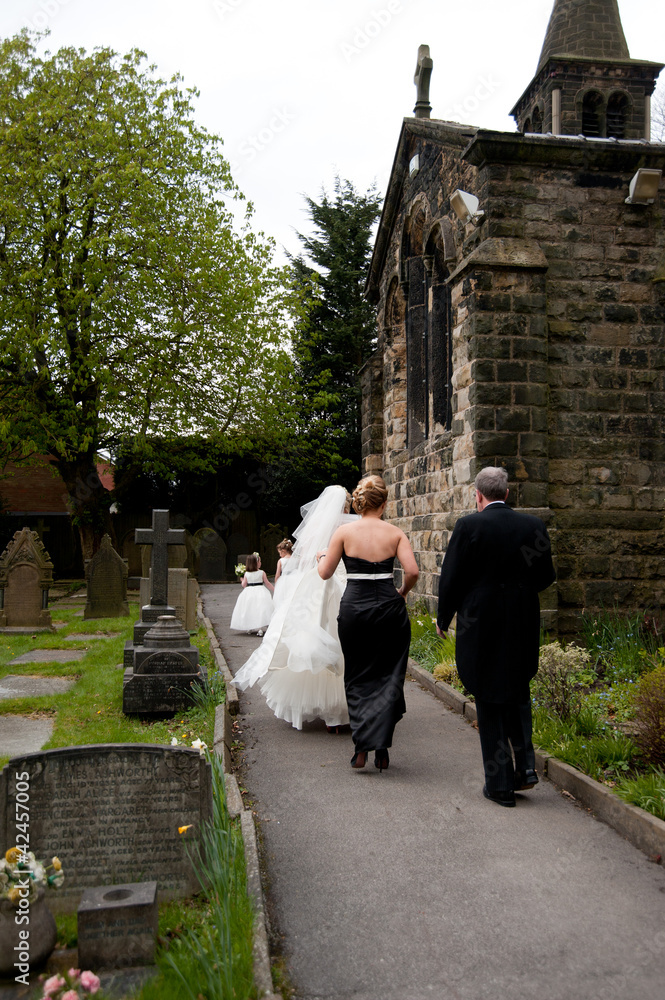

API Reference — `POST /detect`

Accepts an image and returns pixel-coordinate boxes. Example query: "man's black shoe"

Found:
[514,769,539,791]
[483,785,516,807]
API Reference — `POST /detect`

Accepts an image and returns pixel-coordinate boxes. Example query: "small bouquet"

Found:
[41,969,101,998]
[1,848,64,904]
[234,562,246,578]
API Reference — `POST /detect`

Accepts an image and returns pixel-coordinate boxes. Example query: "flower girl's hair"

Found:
[352,475,388,514]
[277,538,293,554]
[245,553,259,572]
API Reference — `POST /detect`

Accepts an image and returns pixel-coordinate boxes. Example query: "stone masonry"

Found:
[363,2,665,633]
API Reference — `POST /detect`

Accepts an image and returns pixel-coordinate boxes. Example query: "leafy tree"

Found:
[288,177,382,491]
[0,32,294,558]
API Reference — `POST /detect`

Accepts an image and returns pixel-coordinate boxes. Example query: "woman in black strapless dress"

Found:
[316,476,419,771]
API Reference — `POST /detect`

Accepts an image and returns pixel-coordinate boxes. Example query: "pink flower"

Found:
[43,975,66,997]
[61,992,80,1000]
[79,971,101,994]
[68,970,81,983]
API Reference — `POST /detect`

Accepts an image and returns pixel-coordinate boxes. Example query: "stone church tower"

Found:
[361,0,665,631]
[512,0,660,139]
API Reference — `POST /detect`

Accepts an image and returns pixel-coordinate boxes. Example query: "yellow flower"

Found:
[8,886,23,905]
[178,825,193,835]
[5,848,20,865]
[52,857,62,871]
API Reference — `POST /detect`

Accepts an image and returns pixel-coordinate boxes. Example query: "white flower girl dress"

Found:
[233,485,356,729]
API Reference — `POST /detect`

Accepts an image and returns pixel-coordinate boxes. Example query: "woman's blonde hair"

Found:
[277,538,293,554]
[352,475,388,514]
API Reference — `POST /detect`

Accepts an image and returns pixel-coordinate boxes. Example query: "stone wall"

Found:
[364,124,665,632]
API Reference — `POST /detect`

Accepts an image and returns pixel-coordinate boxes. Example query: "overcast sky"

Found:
[3,0,664,264]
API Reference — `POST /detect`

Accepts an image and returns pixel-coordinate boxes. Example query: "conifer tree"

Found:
[289,177,382,490]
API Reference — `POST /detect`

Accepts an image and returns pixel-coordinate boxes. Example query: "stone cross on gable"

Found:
[135,510,185,607]
[414,44,433,120]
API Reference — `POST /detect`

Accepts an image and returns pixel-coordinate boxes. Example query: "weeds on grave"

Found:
[135,753,255,1000]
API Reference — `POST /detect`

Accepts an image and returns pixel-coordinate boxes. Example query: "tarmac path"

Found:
[201,583,665,1000]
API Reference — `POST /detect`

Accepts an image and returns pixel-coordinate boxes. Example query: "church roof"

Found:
[537,0,630,72]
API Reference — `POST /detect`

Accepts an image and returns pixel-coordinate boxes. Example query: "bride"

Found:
[232,485,356,730]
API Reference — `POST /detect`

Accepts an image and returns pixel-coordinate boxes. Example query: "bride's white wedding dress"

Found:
[233,485,355,729]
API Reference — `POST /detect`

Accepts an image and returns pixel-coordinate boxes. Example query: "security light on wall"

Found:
[450,189,485,225]
[625,168,662,205]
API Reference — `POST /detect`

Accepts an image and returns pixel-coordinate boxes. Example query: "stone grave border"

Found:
[205,605,279,1000]
[406,658,665,861]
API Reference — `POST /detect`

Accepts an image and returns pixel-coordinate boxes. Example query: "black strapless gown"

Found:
[337,555,411,752]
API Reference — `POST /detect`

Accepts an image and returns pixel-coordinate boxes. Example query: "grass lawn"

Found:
[0,601,219,768]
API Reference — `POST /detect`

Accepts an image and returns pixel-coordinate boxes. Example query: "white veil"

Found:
[284,484,353,574]
[233,484,358,701]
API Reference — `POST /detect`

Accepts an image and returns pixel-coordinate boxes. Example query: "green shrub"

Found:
[533,641,592,722]
[631,662,665,768]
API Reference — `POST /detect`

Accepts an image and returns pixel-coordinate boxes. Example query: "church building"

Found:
[361,0,665,631]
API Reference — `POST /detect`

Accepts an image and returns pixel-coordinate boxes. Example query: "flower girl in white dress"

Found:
[230,553,274,634]
[233,486,356,730]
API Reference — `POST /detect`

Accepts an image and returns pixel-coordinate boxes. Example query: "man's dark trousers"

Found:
[474,701,535,794]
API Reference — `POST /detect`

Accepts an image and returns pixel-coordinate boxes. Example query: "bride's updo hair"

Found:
[352,475,388,514]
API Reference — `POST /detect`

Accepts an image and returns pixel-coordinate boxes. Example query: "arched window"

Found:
[606,92,629,139]
[425,228,453,432]
[523,117,532,134]
[582,91,604,137]
[384,278,407,451]
[402,202,428,447]
[532,106,543,134]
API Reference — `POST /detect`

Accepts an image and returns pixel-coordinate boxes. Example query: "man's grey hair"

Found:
[475,466,508,501]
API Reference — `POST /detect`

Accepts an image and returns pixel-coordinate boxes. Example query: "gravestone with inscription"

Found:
[0,527,54,631]
[0,745,212,913]
[123,615,207,715]
[78,881,158,970]
[84,534,130,619]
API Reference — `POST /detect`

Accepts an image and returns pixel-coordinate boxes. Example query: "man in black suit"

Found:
[436,466,555,807]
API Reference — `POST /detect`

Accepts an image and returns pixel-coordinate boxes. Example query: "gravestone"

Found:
[131,510,185,647]
[0,527,54,631]
[121,530,143,589]
[140,568,197,631]
[260,522,289,575]
[84,535,130,619]
[78,881,158,970]
[193,527,227,582]
[0,745,212,913]
[123,615,207,715]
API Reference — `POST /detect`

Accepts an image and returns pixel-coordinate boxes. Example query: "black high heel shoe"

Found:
[350,750,367,769]
[374,749,389,772]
